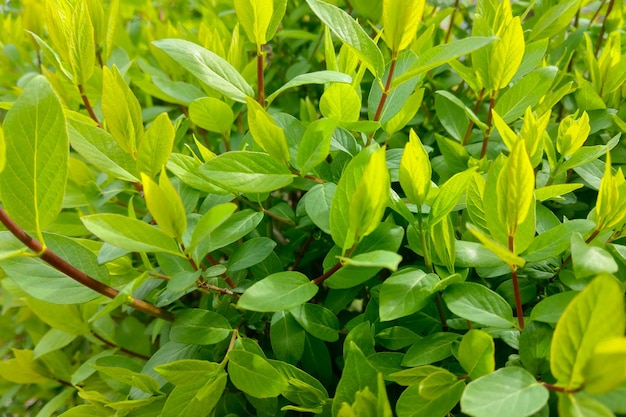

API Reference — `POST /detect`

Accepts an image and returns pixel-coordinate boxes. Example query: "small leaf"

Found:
[161,373,226,417]
[461,367,549,417]
[154,359,222,385]
[290,303,340,342]
[296,118,337,175]
[234,0,273,45]
[137,112,175,178]
[339,250,402,271]
[238,271,318,312]
[228,237,277,271]
[189,97,234,134]
[304,182,336,234]
[228,350,288,398]
[382,0,424,53]
[570,233,618,279]
[320,83,361,122]
[189,203,237,250]
[399,130,431,207]
[69,0,95,86]
[402,333,460,367]
[428,167,475,227]
[467,224,526,267]
[142,170,187,241]
[489,16,524,90]
[246,96,290,163]
[266,71,352,104]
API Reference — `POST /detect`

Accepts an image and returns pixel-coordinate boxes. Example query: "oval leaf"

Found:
[238,271,318,312]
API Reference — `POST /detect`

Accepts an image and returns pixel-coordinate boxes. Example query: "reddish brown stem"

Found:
[78,84,100,126]
[509,235,525,330]
[541,382,584,394]
[445,0,460,43]
[480,92,496,158]
[257,46,265,105]
[206,253,237,289]
[311,261,342,285]
[367,55,399,146]
[91,331,150,360]
[594,0,615,56]
[0,208,174,322]
[462,88,485,146]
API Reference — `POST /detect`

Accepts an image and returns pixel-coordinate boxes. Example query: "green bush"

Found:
[0,0,625,416]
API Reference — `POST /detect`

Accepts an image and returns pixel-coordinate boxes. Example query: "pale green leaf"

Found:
[339,250,402,271]
[234,0,273,45]
[188,97,234,134]
[382,0,424,53]
[583,337,626,394]
[238,271,318,312]
[399,130,431,207]
[458,330,495,380]
[320,83,361,122]
[142,170,187,241]
[228,350,288,398]
[266,71,352,104]
[297,118,337,175]
[137,112,175,178]
[170,309,232,345]
[246,96,290,163]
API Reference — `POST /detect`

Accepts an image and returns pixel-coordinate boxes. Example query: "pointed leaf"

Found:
[228,350,288,398]
[246,96,290,163]
[238,272,318,312]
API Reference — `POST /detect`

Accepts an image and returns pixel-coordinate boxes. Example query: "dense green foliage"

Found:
[0,0,625,416]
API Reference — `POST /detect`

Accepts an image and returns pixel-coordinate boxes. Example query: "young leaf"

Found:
[81,214,182,255]
[489,16,524,90]
[237,272,318,312]
[319,83,361,122]
[458,330,495,380]
[582,337,626,395]
[69,0,95,86]
[0,75,68,234]
[265,70,352,104]
[496,140,535,237]
[305,0,384,77]
[399,130,431,207]
[189,97,234,134]
[234,0,273,45]
[550,274,625,390]
[0,125,5,174]
[246,96,290,164]
[556,111,591,157]
[382,0,424,54]
[161,373,226,417]
[461,367,549,417]
[142,170,187,242]
[338,250,402,271]
[153,39,254,103]
[428,167,475,227]
[137,112,175,178]
[189,203,237,250]
[296,118,337,175]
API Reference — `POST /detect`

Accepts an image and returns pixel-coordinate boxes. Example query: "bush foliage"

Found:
[0,0,625,416]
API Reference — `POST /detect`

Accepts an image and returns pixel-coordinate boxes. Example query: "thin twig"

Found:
[91,331,151,360]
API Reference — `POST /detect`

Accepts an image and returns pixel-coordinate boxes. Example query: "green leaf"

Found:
[238,271,318,312]
[153,38,254,103]
[189,203,237,250]
[270,311,306,364]
[443,282,516,328]
[69,0,95,86]
[333,342,379,417]
[170,309,232,345]
[102,65,143,156]
[496,140,535,237]
[519,321,553,376]
[228,237,277,271]
[266,71,352,104]
[339,250,402,271]
[0,350,49,384]
[228,350,288,398]
[288,303,338,343]
[523,220,595,263]
[154,359,222,385]
[198,151,294,193]
[382,0,424,53]
[396,380,465,417]
[534,184,584,202]
[142,171,187,241]
[391,37,496,89]
[529,0,581,41]
[0,125,5,174]
[428,167,475,227]
[551,274,625,390]
[467,224,526,267]
[320,83,361,122]
[493,66,558,123]
[195,209,264,256]
[489,17,524,90]
[188,97,234,134]
[461,367,549,417]
[583,337,626,394]
[306,0,384,77]
[137,112,175,178]
[33,329,76,359]
[161,373,226,417]
[399,130,431,207]
[234,0,273,45]
[375,326,421,350]
[557,393,615,417]
[296,118,337,175]
[246,96,290,164]
[379,268,438,322]
[81,214,181,255]
[402,333,460,367]
[571,233,618,279]
[304,182,336,234]
[0,75,67,234]
[419,370,459,400]
[529,292,577,324]
[458,330,495,380]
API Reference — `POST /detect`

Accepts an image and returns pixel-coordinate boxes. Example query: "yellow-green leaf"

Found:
[142,170,187,242]
[102,65,144,157]
[0,125,5,174]
[489,16,524,90]
[382,0,425,53]
[319,83,361,122]
[467,224,525,267]
[551,274,625,390]
[349,148,390,246]
[137,113,175,178]
[246,96,290,164]
[583,337,626,394]
[69,0,95,86]
[234,0,273,45]
[496,140,535,237]
[491,109,517,150]
[556,112,590,157]
[399,129,431,207]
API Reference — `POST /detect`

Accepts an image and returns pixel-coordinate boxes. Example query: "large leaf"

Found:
[0,75,68,234]
[550,274,625,390]
[305,0,384,77]
[443,282,516,328]
[237,271,318,312]
[461,367,549,417]
[198,151,294,193]
[153,39,254,102]
[81,214,181,255]
[458,330,495,380]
